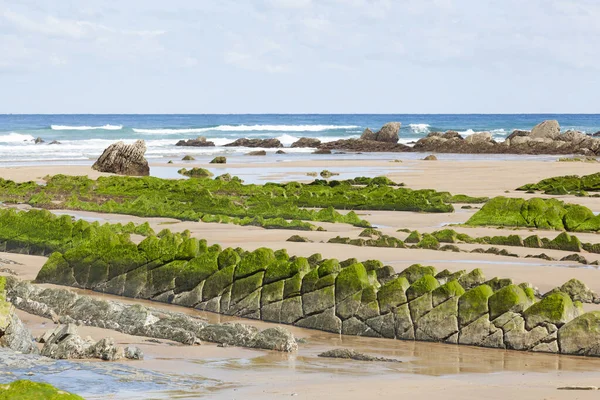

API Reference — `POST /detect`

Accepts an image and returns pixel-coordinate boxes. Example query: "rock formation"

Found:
[360,122,401,143]
[92,140,149,176]
[0,277,38,354]
[5,277,297,352]
[291,137,322,148]
[530,120,560,139]
[224,138,283,148]
[38,324,142,361]
[25,231,600,357]
[175,137,215,147]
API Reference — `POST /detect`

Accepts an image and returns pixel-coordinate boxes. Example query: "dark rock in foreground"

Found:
[175,137,215,147]
[224,138,283,148]
[92,140,150,176]
[318,348,401,362]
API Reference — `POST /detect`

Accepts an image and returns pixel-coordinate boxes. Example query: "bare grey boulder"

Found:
[92,140,150,176]
[530,120,560,140]
[250,326,298,352]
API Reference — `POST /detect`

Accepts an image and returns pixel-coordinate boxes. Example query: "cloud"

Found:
[0,9,165,39]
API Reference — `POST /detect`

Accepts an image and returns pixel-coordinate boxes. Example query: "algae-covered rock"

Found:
[458,284,494,328]
[488,284,535,320]
[458,314,503,347]
[406,275,439,302]
[404,231,422,244]
[0,380,84,399]
[296,307,341,333]
[432,280,465,308]
[377,276,409,313]
[457,268,485,290]
[558,311,600,355]
[546,232,582,252]
[556,279,599,303]
[523,291,580,329]
[416,234,440,250]
[394,303,414,340]
[302,285,335,316]
[415,297,459,342]
[250,326,298,352]
[502,314,550,351]
[398,264,437,284]
[341,317,380,337]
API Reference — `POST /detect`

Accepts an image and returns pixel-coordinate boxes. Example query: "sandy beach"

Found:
[2,155,600,399]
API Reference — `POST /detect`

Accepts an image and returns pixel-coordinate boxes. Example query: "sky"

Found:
[0,0,599,114]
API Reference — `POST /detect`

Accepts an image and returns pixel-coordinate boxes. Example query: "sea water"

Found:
[1,114,599,164]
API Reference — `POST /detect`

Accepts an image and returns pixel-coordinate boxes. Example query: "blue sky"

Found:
[1,0,598,113]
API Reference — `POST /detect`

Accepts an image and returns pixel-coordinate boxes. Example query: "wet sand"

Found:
[2,157,600,398]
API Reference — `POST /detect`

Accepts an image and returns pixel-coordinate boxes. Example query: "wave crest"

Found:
[0,132,36,143]
[409,123,430,133]
[51,124,123,131]
[133,124,359,134]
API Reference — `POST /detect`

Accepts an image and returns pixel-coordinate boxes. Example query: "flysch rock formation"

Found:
[0,277,38,354]
[29,232,600,357]
[4,277,298,353]
[92,140,150,176]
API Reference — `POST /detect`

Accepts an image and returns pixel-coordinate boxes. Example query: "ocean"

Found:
[1,114,599,164]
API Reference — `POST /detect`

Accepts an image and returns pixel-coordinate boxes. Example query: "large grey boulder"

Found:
[530,120,560,140]
[92,140,150,176]
[360,122,401,143]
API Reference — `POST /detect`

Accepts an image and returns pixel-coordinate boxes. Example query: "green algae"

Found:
[0,380,84,400]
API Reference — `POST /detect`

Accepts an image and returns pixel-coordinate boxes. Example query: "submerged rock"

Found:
[92,140,149,176]
[318,348,401,362]
[247,150,267,156]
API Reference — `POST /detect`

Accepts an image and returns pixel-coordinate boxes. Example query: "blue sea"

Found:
[1,114,599,163]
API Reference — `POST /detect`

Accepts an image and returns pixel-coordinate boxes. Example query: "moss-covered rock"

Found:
[523,291,580,330]
[556,278,599,303]
[235,248,275,279]
[398,264,437,284]
[546,232,582,252]
[523,235,542,248]
[488,284,535,320]
[0,380,84,399]
[457,268,485,290]
[406,275,440,302]
[432,280,465,308]
[458,284,494,328]
[557,311,600,355]
[416,234,440,250]
[404,231,422,244]
[377,276,410,313]
[335,263,370,302]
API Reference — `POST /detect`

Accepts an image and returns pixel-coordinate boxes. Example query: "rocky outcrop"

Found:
[360,122,401,143]
[0,277,38,354]
[39,324,142,361]
[291,137,322,148]
[5,278,297,352]
[175,137,215,147]
[28,231,600,357]
[530,120,560,140]
[92,140,149,176]
[247,150,267,156]
[224,138,283,148]
[318,139,411,152]
[210,156,226,164]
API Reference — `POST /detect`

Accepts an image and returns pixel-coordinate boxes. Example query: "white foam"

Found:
[0,132,36,143]
[51,124,123,131]
[133,124,359,134]
[276,134,300,146]
[458,129,476,136]
[409,123,430,133]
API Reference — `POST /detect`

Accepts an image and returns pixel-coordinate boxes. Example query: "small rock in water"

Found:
[318,348,401,363]
[34,137,45,144]
[423,154,438,161]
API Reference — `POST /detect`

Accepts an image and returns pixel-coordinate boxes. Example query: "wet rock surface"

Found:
[318,348,401,362]
[5,278,297,352]
[92,140,150,176]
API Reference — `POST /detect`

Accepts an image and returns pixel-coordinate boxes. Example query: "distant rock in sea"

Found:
[224,138,283,148]
[360,122,401,143]
[175,137,215,147]
[92,140,150,176]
